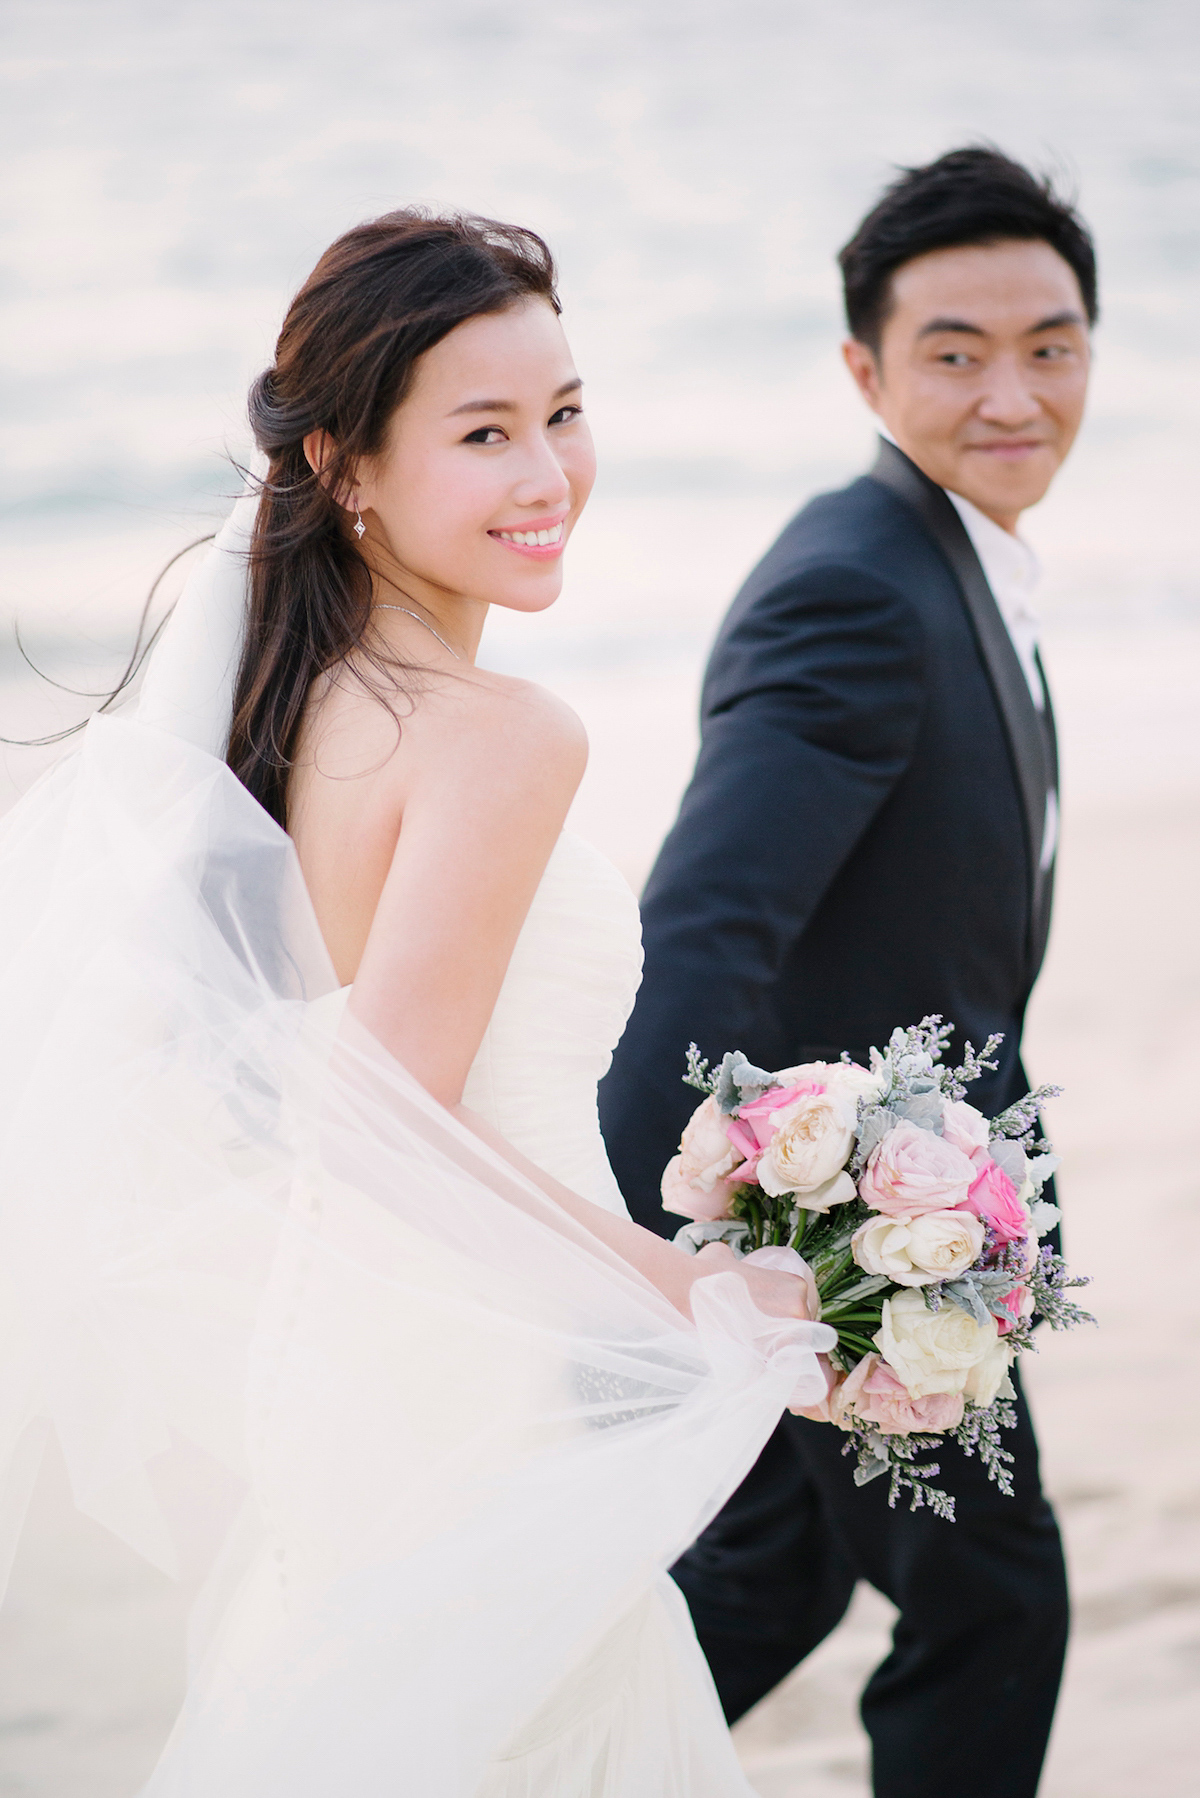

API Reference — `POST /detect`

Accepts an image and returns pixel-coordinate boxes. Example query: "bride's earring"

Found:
[353,503,366,540]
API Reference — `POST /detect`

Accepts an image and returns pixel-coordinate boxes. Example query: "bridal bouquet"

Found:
[664,1019,1092,1518]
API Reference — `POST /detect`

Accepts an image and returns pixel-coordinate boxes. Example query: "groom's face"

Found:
[843,238,1091,531]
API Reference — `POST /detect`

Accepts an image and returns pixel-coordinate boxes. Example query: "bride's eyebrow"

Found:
[448,378,582,418]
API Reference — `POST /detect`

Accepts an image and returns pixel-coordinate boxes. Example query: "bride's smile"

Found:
[489,516,567,554]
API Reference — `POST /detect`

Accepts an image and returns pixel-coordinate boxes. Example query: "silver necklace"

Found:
[372,604,463,661]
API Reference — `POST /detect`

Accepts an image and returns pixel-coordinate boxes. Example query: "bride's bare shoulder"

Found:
[294,661,586,806]
[430,667,587,782]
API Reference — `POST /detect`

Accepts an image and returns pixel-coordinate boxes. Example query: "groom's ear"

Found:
[842,338,884,412]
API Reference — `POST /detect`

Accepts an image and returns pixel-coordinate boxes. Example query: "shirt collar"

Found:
[875,429,1041,623]
[943,490,1041,626]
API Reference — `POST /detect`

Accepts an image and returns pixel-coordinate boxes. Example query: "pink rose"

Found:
[940,1098,991,1162]
[826,1353,873,1429]
[725,1082,824,1184]
[964,1159,1029,1245]
[723,1117,761,1179]
[660,1095,741,1219]
[858,1120,976,1219]
[661,1156,732,1219]
[832,1352,966,1436]
[738,1082,824,1145]
[996,1281,1035,1336]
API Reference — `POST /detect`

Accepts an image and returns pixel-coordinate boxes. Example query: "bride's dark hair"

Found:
[230,209,560,827]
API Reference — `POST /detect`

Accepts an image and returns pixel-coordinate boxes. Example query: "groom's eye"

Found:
[462,425,508,445]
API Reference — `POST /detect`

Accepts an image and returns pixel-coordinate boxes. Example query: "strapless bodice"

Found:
[461,831,643,1214]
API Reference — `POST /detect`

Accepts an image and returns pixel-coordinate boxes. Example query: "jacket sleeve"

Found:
[598,563,927,1233]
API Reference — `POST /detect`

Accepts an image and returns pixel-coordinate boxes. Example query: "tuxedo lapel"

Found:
[867,438,1056,980]
[1031,650,1059,974]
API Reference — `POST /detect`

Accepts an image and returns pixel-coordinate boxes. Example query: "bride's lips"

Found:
[488,515,568,560]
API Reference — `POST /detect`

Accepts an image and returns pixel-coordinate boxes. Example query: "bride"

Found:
[0,209,833,1795]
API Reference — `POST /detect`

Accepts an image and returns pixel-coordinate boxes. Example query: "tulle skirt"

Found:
[0,719,831,1794]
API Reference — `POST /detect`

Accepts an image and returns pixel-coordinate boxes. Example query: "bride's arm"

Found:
[346,677,809,1324]
[447,1100,804,1321]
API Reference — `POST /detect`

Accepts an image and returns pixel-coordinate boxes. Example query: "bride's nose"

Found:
[509,431,573,509]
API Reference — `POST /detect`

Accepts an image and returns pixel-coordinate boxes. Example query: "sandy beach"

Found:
[2,0,1198,1788]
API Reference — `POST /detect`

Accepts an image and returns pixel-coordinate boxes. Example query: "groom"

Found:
[599,147,1096,1796]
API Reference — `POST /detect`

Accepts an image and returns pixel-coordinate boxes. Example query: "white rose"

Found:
[852,1209,985,1286]
[823,1062,887,1109]
[875,1288,998,1399]
[756,1092,856,1198]
[794,1168,857,1213]
[777,1060,885,1111]
[940,1098,990,1158]
[906,1209,987,1277]
[962,1336,1016,1407]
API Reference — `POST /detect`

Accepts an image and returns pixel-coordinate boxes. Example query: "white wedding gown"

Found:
[0,716,831,1796]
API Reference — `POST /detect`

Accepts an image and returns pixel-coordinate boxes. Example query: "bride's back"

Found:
[286,660,581,988]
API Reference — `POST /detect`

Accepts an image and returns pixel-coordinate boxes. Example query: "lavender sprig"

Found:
[942,1032,1004,1100]
[1027,1246,1096,1332]
[842,1424,957,1519]
[989,1085,1063,1150]
[683,1042,717,1095]
[950,1400,1018,1495]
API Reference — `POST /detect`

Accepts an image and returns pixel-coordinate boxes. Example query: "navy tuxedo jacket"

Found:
[599,439,1059,1235]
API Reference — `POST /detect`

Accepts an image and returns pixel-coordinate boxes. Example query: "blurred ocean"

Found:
[2,0,1198,869]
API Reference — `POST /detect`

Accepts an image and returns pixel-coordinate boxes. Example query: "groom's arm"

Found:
[599,563,926,1235]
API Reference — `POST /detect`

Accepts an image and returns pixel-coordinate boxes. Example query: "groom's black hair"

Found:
[839,146,1098,353]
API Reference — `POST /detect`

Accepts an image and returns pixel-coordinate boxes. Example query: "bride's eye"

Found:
[549,405,583,427]
[462,425,508,445]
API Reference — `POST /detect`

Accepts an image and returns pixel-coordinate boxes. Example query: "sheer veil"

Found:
[134,485,256,754]
[0,492,834,1793]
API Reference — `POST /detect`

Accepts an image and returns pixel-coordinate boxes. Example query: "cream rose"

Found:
[852,1209,985,1286]
[962,1335,1016,1407]
[756,1092,856,1199]
[858,1120,977,1219]
[776,1060,885,1111]
[939,1097,991,1159]
[795,1168,857,1212]
[875,1288,998,1398]
[660,1096,740,1220]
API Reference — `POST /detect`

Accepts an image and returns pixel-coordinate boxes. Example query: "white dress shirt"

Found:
[943,490,1058,872]
[875,434,1057,871]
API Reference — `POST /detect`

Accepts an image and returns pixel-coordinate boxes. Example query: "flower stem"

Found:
[743,1194,764,1250]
